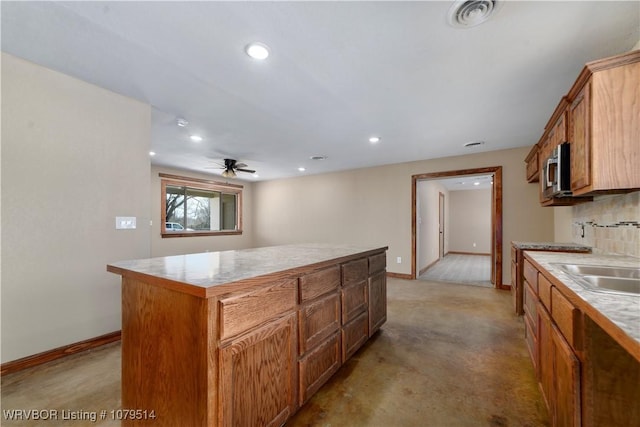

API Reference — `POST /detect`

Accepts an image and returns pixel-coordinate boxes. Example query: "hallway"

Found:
[419,253,493,287]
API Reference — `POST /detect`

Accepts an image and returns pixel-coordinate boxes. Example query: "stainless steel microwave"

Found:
[542,142,572,198]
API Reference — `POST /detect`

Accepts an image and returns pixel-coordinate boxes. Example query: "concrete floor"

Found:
[287,278,549,426]
[1,278,549,426]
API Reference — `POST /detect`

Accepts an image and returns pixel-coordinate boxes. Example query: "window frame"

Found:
[160,173,243,238]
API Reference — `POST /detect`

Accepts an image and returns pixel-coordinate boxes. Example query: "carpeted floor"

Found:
[419,253,492,287]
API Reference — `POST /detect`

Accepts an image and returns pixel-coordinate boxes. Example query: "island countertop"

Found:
[107,243,388,298]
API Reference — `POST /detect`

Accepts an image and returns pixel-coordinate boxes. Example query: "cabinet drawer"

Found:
[523,260,538,293]
[219,279,297,341]
[342,280,368,324]
[368,253,386,275]
[298,292,340,355]
[342,258,368,287]
[551,287,580,349]
[342,311,369,361]
[299,266,340,303]
[298,332,341,405]
[538,274,552,311]
[523,282,538,335]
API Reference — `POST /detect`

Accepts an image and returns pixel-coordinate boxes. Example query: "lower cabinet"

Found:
[219,252,388,426]
[551,324,581,427]
[524,259,581,427]
[299,332,341,404]
[219,313,298,427]
[368,272,387,336]
[342,310,369,361]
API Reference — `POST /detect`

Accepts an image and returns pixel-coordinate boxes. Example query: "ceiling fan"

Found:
[220,158,256,178]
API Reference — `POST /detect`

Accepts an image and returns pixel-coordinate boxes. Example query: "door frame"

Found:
[411,166,503,289]
[438,192,445,260]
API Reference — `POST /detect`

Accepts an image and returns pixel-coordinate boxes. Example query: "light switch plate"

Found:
[116,216,136,229]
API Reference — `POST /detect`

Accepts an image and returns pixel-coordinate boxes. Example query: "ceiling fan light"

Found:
[222,169,236,178]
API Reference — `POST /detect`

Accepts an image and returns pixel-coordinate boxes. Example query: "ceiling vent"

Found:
[447,0,502,28]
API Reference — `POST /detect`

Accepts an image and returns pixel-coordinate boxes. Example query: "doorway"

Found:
[411,166,503,289]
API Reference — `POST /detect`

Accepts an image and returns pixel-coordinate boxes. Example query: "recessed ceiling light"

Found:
[252,173,259,178]
[190,135,203,142]
[310,155,327,161]
[245,42,270,60]
[298,167,306,172]
[474,182,480,186]
[149,151,156,156]
[176,118,189,127]
[369,136,381,144]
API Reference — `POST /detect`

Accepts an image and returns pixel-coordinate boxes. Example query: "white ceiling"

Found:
[2,1,639,182]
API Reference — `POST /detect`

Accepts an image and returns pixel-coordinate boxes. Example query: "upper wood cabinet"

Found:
[567,50,640,196]
[525,144,539,183]
[526,50,640,203]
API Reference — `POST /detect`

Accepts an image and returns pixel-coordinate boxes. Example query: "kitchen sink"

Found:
[554,263,640,296]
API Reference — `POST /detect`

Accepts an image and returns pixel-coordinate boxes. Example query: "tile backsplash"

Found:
[572,191,640,257]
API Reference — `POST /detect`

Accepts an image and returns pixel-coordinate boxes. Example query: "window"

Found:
[160,173,242,237]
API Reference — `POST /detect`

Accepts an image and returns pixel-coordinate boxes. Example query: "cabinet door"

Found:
[219,313,297,427]
[298,291,340,355]
[570,82,591,192]
[298,332,341,405]
[552,325,581,427]
[368,271,386,336]
[538,304,553,412]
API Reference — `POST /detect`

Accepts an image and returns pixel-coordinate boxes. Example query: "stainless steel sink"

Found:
[580,275,640,294]
[554,263,640,296]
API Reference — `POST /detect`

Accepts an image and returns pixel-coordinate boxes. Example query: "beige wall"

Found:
[254,146,554,281]
[449,189,492,254]
[416,180,449,272]
[1,53,151,363]
[150,166,254,257]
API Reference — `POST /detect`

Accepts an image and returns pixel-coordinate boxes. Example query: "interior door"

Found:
[439,192,445,260]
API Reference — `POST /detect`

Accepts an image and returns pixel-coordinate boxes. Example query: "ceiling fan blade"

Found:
[236,168,256,174]
[235,162,248,168]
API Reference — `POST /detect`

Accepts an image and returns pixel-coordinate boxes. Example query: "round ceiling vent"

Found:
[447,0,503,28]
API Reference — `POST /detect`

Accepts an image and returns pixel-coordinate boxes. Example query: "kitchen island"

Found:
[107,244,388,427]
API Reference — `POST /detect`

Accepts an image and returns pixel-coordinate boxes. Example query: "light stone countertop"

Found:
[512,241,591,252]
[108,243,387,292]
[524,251,640,347]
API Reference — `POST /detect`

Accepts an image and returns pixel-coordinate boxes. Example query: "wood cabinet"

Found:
[569,83,590,192]
[522,259,582,427]
[297,266,342,405]
[219,313,298,427]
[525,144,539,183]
[108,245,388,427]
[511,244,590,315]
[522,253,640,427]
[368,272,386,335]
[525,50,640,205]
[552,324,581,427]
[568,51,640,195]
[537,276,581,427]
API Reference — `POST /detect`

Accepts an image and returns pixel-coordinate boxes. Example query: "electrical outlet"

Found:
[116,216,136,229]
[473,242,477,247]
[396,257,402,264]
